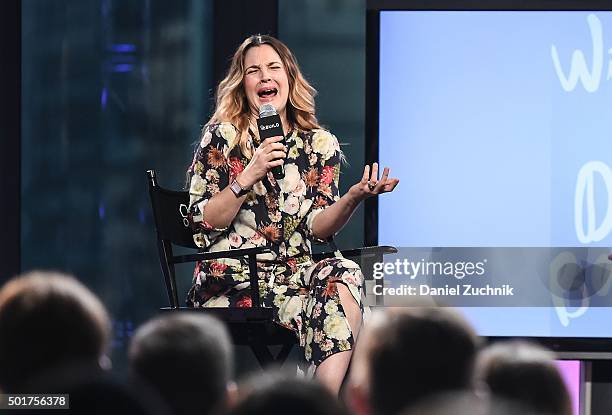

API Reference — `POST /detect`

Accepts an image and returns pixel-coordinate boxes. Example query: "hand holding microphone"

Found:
[257,104,286,180]
[238,104,286,188]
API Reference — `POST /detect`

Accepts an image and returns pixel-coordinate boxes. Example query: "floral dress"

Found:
[185,122,364,368]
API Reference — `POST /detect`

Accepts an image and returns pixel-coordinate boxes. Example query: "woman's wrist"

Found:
[347,185,366,205]
[236,168,256,189]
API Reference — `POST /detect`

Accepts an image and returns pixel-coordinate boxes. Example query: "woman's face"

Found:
[243,44,290,118]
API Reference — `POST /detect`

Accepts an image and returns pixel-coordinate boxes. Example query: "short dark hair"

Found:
[229,371,348,415]
[0,271,111,392]
[476,340,572,415]
[359,308,480,415]
[128,313,232,415]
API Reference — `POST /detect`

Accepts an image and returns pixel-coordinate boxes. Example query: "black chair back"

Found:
[147,170,197,249]
[146,171,296,366]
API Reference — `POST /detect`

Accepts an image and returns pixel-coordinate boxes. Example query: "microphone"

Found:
[257,104,285,180]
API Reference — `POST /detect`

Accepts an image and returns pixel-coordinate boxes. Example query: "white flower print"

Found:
[279,164,300,193]
[317,265,333,280]
[190,174,206,196]
[324,299,338,315]
[194,161,204,175]
[292,180,306,197]
[204,296,230,307]
[253,181,267,196]
[273,285,288,295]
[311,130,337,161]
[206,182,220,195]
[299,199,313,217]
[306,297,315,315]
[288,146,299,159]
[289,232,303,247]
[200,130,212,148]
[278,296,302,325]
[209,238,230,252]
[205,169,220,182]
[323,314,351,341]
[228,232,242,248]
[340,270,358,287]
[320,339,334,352]
[284,195,300,215]
[309,153,317,166]
[234,210,256,238]
[249,232,266,246]
[269,210,281,223]
[217,122,237,142]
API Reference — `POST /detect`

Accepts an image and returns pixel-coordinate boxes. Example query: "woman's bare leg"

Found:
[315,283,362,395]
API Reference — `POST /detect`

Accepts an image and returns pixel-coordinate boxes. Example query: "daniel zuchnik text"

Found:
[372,284,515,296]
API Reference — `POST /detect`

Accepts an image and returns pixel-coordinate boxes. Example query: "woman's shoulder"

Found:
[199,122,239,147]
[302,127,332,136]
[303,128,339,143]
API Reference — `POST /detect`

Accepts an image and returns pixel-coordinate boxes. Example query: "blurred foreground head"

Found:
[228,371,348,415]
[349,307,480,415]
[129,313,233,415]
[475,340,572,415]
[0,271,111,392]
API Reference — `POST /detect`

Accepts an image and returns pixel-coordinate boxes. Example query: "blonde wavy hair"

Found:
[207,34,320,158]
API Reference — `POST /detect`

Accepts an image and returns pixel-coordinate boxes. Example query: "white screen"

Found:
[378,11,612,337]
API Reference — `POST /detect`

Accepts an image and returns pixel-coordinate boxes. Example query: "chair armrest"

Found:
[170,246,271,264]
[312,245,397,261]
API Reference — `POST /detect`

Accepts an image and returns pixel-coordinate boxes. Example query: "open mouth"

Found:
[257,87,278,99]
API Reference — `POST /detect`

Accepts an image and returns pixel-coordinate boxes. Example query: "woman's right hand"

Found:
[239,136,286,188]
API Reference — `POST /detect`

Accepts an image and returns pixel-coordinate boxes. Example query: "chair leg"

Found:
[250,342,294,367]
[250,342,275,367]
[274,343,294,364]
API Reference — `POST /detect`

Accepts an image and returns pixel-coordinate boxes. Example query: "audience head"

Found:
[399,391,547,415]
[0,270,111,392]
[349,307,480,415]
[228,371,348,415]
[128,312,233,415]
[26,364,171,415]
[475,340,572,415]
[399,391,486,415]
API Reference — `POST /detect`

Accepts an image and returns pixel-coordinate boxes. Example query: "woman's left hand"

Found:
[349,162,399,201]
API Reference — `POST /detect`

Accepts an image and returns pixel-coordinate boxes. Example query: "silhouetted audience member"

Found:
[128,313,233,415]
[0,271,111,393]
[475,340,572,415]
[399,391,546,415]
[228,371,348,415]
[18,365,171,415]
[348,307,480,415]
[399,391,486,415]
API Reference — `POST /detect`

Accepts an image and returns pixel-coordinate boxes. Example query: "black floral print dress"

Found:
[186,122,364,369]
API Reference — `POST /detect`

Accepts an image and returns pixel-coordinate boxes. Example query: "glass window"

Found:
[21,0,212,370]
[279,0,366,249]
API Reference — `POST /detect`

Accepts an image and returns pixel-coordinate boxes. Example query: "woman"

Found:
[186,34,398,393]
